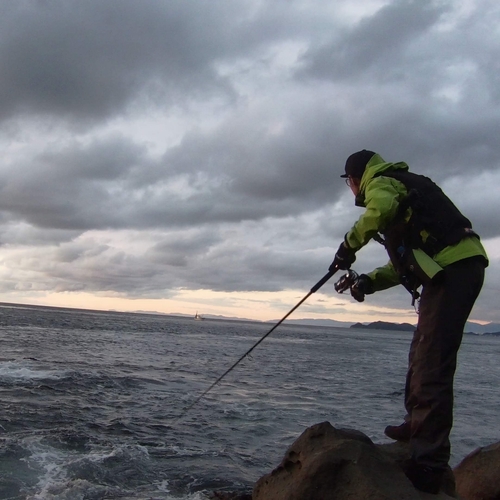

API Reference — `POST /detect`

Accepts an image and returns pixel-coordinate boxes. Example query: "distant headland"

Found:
[350,320,415,332]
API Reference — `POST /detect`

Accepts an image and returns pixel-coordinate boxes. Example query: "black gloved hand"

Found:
[350,274,373,302]
[329,240,356,271]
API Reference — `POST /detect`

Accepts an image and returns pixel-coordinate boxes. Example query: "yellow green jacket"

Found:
[344,154,488,291]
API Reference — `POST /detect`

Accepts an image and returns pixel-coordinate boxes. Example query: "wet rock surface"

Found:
[453,441,500,500]
[212,422,500,499]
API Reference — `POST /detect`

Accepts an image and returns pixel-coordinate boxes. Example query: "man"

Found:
[330,150,488,494]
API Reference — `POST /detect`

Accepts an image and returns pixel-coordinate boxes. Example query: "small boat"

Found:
[194,312,204,321]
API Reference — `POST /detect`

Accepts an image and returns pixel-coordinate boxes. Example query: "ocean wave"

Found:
[0,361,67,382]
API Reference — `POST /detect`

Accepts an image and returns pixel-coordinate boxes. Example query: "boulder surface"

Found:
[252,421,457,500]
[453,441,500,500]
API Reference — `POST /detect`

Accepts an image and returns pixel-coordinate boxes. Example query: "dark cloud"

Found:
[296,0,500,181]
[297,0,447,81]
[0,112,343,233]
[0,0,240,123]
[0,134,149,230]
[0,0,339,125]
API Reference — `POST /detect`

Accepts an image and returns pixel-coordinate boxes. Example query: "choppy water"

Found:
[0,303,498,499]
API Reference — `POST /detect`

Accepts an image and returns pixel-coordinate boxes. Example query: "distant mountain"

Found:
[280,319,500,335]
[199,313,262,323]
[153,311,500,335]
[350,321,415,332]
[273,318,353,328]
[465,321,500,334]
[346,320,500,335]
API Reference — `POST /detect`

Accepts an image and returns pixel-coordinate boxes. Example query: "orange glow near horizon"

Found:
[0,288,428,325]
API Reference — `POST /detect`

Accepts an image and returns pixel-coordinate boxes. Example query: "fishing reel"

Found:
[334,269,360,294]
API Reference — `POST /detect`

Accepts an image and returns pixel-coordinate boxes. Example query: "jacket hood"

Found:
[355,154,409,206]
[359,154,409,190]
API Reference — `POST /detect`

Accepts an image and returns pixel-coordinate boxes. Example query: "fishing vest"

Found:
[378,170,477,256]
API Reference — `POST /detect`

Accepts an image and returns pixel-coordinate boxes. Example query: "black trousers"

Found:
[404,257,486,469]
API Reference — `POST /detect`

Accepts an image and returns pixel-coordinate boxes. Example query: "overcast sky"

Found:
[0,0,499,325]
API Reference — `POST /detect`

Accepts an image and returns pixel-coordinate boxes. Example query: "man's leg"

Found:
[405,257,484,490]
[384,332,419,442]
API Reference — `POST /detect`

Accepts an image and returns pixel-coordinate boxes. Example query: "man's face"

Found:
[346,176,361,196]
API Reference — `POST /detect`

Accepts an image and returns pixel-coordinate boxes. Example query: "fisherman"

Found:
[330,150,488,494]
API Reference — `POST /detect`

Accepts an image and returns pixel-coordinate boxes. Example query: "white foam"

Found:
[168,444,212,457]
[178,494,210,500]
[22,441,70,500]
[0,361,65,381]
[21,437,156,500]
[163,494,210,500]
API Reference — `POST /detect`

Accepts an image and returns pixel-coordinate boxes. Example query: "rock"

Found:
[453,441,500,499]
[253,421,458,500]
[378,442,457,497]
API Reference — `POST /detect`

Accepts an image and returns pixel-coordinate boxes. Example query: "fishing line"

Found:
[172,268,338,424]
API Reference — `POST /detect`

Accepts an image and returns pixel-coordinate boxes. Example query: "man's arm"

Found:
[366,261,400,291]
[345,177,406,251]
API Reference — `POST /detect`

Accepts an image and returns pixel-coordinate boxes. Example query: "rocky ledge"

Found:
[211,422,500,499]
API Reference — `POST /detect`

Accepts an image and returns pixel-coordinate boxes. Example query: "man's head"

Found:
[341,149,376,196]
[341,150,376,180]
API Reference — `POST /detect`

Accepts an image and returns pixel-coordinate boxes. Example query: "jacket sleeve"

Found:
[345,176,406,251]
[366,261,400,291]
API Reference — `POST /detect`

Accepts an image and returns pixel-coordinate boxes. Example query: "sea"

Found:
[0,303,498,500]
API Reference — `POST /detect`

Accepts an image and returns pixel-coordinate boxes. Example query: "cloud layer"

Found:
[0,0,499,322]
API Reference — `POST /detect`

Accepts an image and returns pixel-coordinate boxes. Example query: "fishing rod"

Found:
[173,267,339,423]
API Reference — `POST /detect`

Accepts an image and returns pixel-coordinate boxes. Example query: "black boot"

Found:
[384,422,411,442]
[403,460,444,494]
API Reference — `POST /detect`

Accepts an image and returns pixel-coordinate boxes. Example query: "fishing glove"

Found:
[350,274,373,302]
[329,240,356,271]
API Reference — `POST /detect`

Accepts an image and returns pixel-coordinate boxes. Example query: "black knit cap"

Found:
[340,149,376,178]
